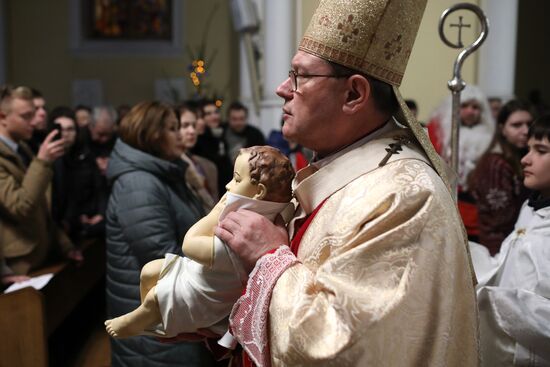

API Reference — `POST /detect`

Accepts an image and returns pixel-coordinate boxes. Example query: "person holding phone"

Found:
[0,86,82,276]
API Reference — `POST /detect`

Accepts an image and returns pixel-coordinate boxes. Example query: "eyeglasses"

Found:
[288,70,350,92]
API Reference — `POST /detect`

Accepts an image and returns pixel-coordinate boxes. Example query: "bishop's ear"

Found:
[342,74,370,114]
[253,183,267,200]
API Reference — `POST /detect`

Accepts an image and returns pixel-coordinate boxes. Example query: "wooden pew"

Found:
[0,239,105,367]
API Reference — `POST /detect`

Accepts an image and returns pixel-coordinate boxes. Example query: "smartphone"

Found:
[51,122,63,141]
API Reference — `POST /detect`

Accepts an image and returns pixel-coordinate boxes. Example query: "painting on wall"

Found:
[85,0,173,41]
[70,0,182,55]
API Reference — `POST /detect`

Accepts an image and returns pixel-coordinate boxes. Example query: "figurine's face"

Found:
[226,152,263,198]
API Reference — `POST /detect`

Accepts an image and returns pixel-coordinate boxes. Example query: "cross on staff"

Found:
[438,3,489,200]
[450,16,471,48]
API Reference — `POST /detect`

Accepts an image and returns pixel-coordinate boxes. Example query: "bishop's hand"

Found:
[215,209,289,273]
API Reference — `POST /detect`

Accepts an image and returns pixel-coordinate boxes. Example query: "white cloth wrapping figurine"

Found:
[155,192,290,337]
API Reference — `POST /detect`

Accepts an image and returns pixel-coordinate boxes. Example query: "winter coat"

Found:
[0,140,72,274]
[105,139,216,367]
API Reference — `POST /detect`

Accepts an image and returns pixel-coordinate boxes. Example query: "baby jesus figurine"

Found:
[105,146,294,340]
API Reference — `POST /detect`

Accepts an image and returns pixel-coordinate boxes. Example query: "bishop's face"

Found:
[276,51,348,156]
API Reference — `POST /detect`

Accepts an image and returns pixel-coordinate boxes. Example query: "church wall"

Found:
[5,0,239,109]
[515,1,550,105]
[402,0,481,123]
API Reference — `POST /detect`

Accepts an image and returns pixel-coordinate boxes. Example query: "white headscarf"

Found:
[429,85,495,189]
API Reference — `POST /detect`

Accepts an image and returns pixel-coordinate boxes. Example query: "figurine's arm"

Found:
[181,194,226,267]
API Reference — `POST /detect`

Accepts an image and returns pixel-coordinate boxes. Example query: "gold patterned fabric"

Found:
[300,0,424,86]
[299,0,449,189]
[266,128,479,366]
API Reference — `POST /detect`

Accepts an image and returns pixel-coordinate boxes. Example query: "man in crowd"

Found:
[75,104,93,129]
[71,106,117,239]
[215,0,479,365]
[0,85,81,276]
[223,101,265,162]
[26,88,48,154]
[192,100,232,196]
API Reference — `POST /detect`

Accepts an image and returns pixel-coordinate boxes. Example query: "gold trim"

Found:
[299,37,404,85]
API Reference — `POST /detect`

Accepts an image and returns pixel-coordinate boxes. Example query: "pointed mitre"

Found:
[299,0,449,186]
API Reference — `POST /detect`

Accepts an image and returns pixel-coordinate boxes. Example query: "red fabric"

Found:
[243,353,254,367]
[458,199,479,237]
[235,248,291,366]
[471,153,529,255]
[235,200,328,366]
[293,151,309,171]
[290,199,328,255]
[230,246,299,366]
[427,118,443,155]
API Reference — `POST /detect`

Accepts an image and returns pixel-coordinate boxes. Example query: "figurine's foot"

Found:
[105,316,144,338]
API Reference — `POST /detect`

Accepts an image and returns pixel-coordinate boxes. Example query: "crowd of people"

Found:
[0,88,309,365]
[1,0,550,366]
[2,74,550,367]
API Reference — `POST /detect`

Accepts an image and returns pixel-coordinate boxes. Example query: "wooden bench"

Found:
[0,239,105,367]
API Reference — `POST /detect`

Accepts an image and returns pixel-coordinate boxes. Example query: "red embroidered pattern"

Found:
[337,14,359,43]
[229,246,299,367]
[383,34,403,60]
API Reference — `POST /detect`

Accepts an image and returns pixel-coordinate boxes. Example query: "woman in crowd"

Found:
[427,85,495,241]
[48,106,80,237]
[471,100,534,254]
[178,103,218,206]
[105,101,216,367]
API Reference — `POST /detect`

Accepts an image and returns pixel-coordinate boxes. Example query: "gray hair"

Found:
[90,106,117,128]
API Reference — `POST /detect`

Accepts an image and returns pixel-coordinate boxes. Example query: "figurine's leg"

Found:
[105,285,162,338]
[140,259,164,303]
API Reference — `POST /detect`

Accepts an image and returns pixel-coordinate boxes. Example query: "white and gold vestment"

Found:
[229,122,479,367]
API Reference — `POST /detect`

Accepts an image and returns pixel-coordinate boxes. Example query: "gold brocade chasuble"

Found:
[267,125,480,366]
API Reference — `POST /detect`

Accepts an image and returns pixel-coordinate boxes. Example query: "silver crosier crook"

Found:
[438,3,489,199]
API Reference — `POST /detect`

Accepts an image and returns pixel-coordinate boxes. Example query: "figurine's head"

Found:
[226,146,295,203]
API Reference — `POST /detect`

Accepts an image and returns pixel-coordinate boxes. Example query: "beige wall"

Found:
[299,0,321,37]
[299,0,481,122]
[6,0,494,121]
[402,0,480,122]
[6,0,239,109]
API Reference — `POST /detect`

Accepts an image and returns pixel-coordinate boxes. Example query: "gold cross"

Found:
[378,136,410,167]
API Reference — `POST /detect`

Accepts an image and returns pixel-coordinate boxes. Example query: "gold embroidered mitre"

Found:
[300,0,425,86]
[299,0,449,187]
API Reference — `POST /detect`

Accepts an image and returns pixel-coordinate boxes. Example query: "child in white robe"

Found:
[470,115,550,366]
